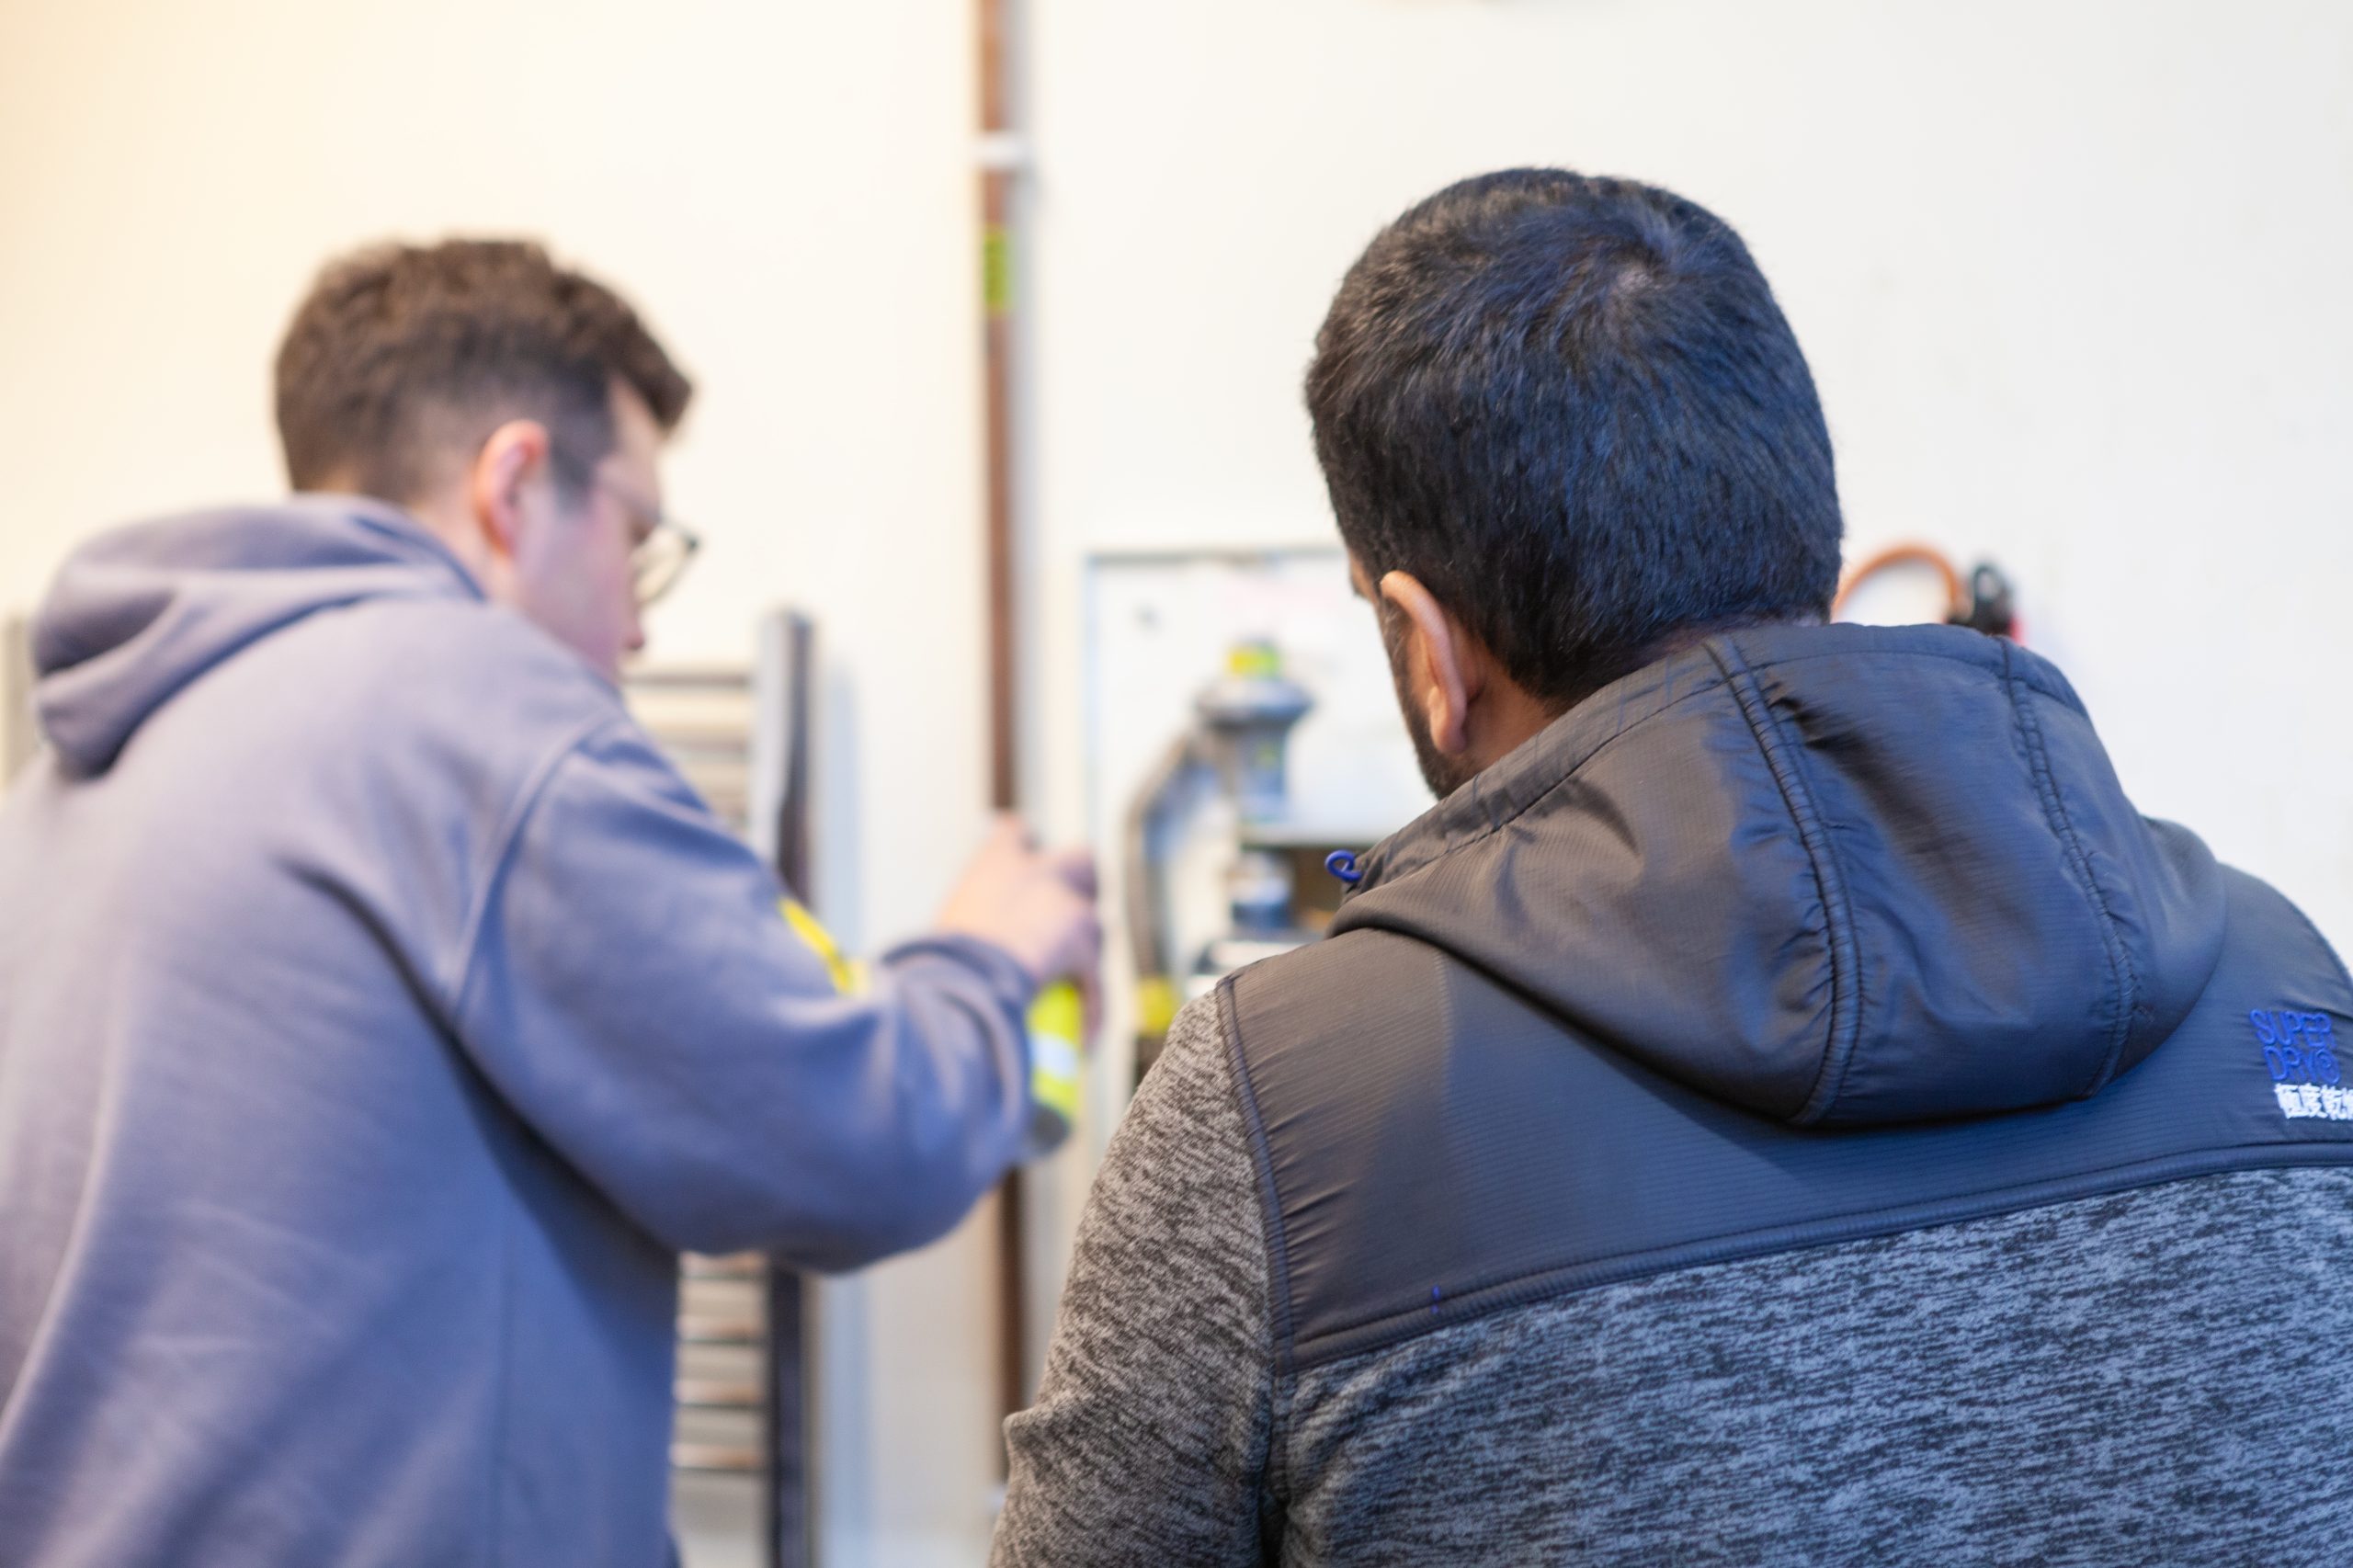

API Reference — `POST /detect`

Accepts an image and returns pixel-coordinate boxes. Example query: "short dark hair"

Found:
[274,239,692,504]
[1305,170,1842,709]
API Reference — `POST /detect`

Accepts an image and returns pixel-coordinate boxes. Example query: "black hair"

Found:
[275,239,692,505]
[1305,169,1842,709]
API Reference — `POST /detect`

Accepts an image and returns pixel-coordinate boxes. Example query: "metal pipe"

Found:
[976,0,1029,1471]
[1123,734,1197,1078]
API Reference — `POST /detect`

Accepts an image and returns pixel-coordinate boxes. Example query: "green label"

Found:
[983,225,1013,318]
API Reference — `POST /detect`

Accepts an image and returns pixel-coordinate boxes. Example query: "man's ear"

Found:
[466,418,555,564]
[1381,570,1482,756]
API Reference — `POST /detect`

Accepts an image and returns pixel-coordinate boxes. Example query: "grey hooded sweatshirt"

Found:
[0,498,1039,1565]
[995,622,2353,1566]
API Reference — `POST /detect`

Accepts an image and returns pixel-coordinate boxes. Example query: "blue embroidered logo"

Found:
[2251,1008,2353,1121]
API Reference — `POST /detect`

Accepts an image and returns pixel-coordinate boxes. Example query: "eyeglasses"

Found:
[595,478,701,608]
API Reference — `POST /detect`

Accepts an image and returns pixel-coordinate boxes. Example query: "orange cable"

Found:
[1833,542,1964,622]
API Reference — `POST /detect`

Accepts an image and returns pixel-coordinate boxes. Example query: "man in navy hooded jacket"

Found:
[0,239,1099,1565]
[993,171,2353,1565]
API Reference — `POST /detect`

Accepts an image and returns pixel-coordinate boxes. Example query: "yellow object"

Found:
[1028,980,1085,1128]
[1226,641,1282,679]
[1134,974,1179,1039]
[780,899,864,995]
[781,895,1080,1147]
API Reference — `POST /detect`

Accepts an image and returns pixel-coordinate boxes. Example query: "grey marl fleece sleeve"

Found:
[992,994,1278,1566]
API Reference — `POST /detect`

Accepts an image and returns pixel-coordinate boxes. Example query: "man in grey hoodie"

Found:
[0,239,1097,1564]
[993,171,2353,1563]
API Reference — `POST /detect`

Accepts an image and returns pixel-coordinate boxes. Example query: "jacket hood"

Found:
[1330,622,2227,1128]
[30,496,481,776]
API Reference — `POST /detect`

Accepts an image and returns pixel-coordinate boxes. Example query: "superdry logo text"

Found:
[2252,1008,2353,1122]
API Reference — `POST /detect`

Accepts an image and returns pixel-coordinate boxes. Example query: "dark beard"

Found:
[1399,694,1477,800]
[1380,609,1478,800]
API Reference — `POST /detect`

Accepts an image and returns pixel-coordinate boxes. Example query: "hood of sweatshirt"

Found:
[30,496,481,776]
[1330,621,2226,1128]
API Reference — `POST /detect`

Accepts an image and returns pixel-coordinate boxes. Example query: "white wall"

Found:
[0,3,1006,1563]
